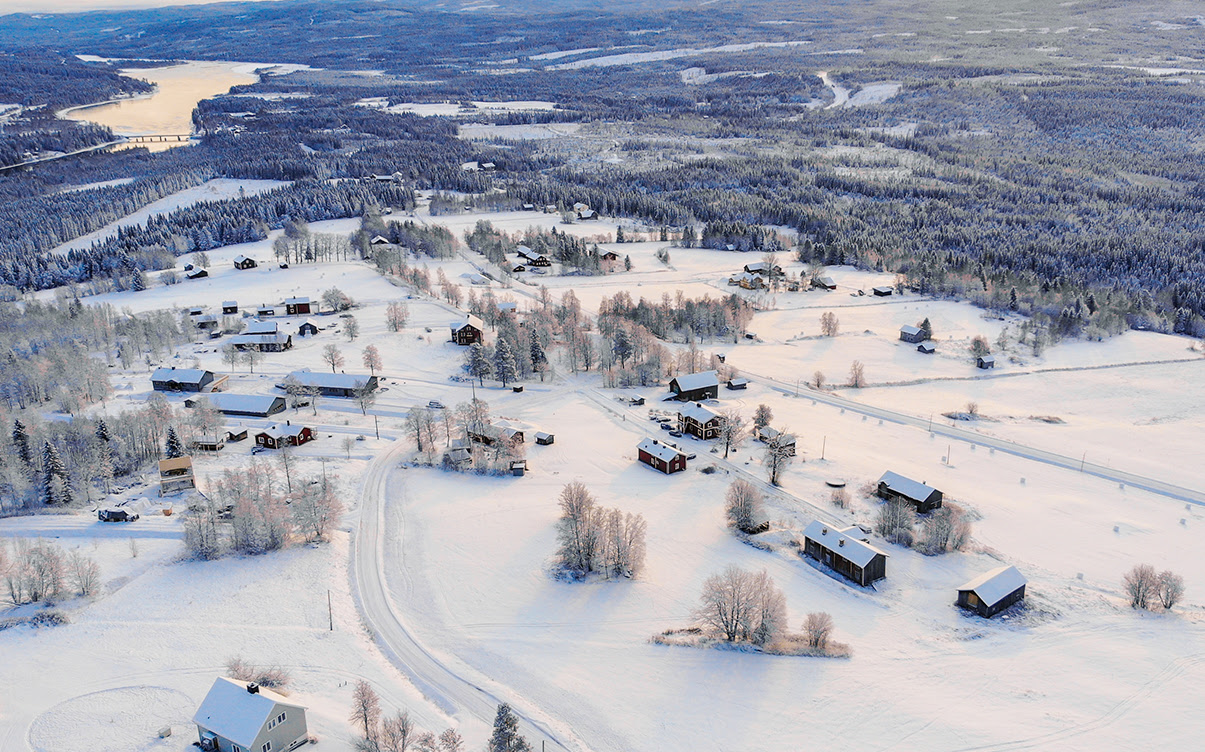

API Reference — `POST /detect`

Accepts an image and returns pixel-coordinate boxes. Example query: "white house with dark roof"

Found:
[193,677,308,752]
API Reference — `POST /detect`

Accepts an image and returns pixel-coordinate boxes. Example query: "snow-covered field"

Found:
[6,202,1205,752]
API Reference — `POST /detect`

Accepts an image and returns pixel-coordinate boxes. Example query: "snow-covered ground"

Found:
[6,203,1205,752]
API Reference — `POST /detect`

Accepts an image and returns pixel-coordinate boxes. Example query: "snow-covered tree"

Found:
[752,404,773,430]
[763,429,794,486]
[819,311,839,337]
[1158,570,1185,610]
[717,409,746,459]
[379,710,415,752]
[438,728,464,752]
[165,426,184,459]
[12,419,31,473]
[322,344,345,373]
[612,326,632,368]
[529,338,547,381]
[343,315,360,342]
[350,680,381,745]
[725,479,764,532]
[803,612,834,650]
[875,499,916,546]
[493,338,519,387]
[694,565,785,644]
[848,359,866,388]
[41,441,71,506]
[1124,564,1159,610]
[386,301,409,332]
[556,481,600,575]
[362,344,383,375]
[488,703,532,752]
[467,342,492,386]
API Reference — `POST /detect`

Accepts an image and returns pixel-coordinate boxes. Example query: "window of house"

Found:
[262,742,272,752]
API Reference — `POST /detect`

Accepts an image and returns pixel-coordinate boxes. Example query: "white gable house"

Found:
[194,677,308,752]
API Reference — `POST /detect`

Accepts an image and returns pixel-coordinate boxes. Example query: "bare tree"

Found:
[354,381,377,416]
[725,479,764,532]
[716,409,746,459]
[1158,570,1185,610]
[848,360,866,388]
[600,508,647,579]
[694,565,785,644]
[241,347,262,374]
[343,315,360,342]
[875,499,916,546]
[406,408,440,460]
[67,549,100,596]
[438,728,464,752]
[386,301,410,332]
[222,343,241,372]
[341,436,354,459]
[363,345,383,375]
[813,370,826,389]
[556,482,601,575]
[277,445,295,494]
[763,430,795,486]
[819,311,840,337]
[380,710,415,752]
[752,404,773,430]
[291,475,343,542]
[919,503,971,554]
[322,344,345,373]
[350,680,382,745]
[830,487,848,508]
[1124,564,1159,609]
[970,335,991,358]
[803,612,834,650]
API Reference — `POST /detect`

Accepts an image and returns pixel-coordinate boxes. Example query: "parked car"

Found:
[98,508,138,522]
[668,430,683,437]
[428,400,446,409]
[648,414,660,421]
[686,452,697,460]
[659,422,673,431]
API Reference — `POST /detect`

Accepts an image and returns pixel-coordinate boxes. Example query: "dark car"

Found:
[668,430,683,438]
[98,508,139,522]
[659,422,673,431]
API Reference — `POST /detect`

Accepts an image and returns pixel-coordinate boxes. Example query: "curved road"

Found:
[742,369,1205,506]
[351,438,586,752]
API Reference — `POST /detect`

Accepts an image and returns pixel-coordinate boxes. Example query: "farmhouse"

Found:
[977,355,996,369]
[802,521,888,586]
[450,315,484,346]
[233,255,257,270]
[158,456,196,496]
[743,261,782,276]
[877,471,943,513]
[255,422,315,449]
[244,319,278,335]
[756,426,796,456]
[918,342,936,355]
[194,677,309,752]
[298,320,320,337]
[517,245,551,267]
[190,393,287,418]
[281,370,378,397]
[230,332,293,352]
[637,437,687,474]
[256,305,276,318]
[899,324,927,344]
[957,565,1027,618]
[728,271,765,290]
[668,370,719,402]
[600,250,621,263]
[283,296,313,315]
[872,286,894,296]
[151,367,227,393]
[222,301,239,314]
[677,401,721,439]
[578,208,598,220]
[811,276,837,290]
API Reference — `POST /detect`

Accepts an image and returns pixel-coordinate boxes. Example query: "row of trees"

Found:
[349,679,465,752]
[554,482,647,580]
[1,538,100,605]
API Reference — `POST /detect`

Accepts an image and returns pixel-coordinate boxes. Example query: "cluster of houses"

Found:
[725,262,841,293]
[571,201,599,221]
[175,297,320,348]
[442,420,553,475]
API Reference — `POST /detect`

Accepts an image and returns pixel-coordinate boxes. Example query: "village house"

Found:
[283,296,313,315]
[450,315,485,346]
[222,301,239,315]
[158,456,196,496]
[726,377,749,390]
[899,324,928,344]
[189,393,287,418]
[727,271,766,290]
[637,437,687,474]
[230,332,293,352]
[811,276,837,291]
[370,235,391,246]
[297,320,320,337]
[233,255,257,270]
[600,250,621,263]
[578,208,598,220]
[255,422,315,449]
[802,521,888,586]
[877,471,943,513]
[957,565,1027,618]
[977,355,996,369]
[193,677,309,752]
[677,402,721,439]
[152,367,228,393]
[535,431,555,445]
[280,370,378,397]
[195,314,219,330]
[757,426,796,456]
[743,261,783,277]
[517,245,552,267]
[668,370,719,402]
[226,428,249,443]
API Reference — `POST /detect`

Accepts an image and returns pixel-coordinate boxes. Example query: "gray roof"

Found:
[638,437,684,463]
[283,296,311,305]
[244,320,278,334]
[202,393,284,415]
[878,471,940,501]
[958,565,1027,607]
[980,355,996,364]
[803,520,888,568]
[900,324,922,336]
[194,677,304,748]
[152,368,212,385]
[222,300,237,307]
[671,370,718,392]
[281,371,373,390]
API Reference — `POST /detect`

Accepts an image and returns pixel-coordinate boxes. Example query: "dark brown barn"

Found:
[803,521,888,586]
[877,471,943,513]
[957,566,1027,618]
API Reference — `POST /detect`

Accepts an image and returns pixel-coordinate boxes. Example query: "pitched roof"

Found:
[282,371,373,390]
[979,355,996,364]
[803,520,888,568]
[451,314,484,333]
[152,368,212,385]
[671,370,718,392]
[234,255,253,264]
[900,324,922,336]
[638,437,684,463]
[229,333,290,346]
[259,423,308,440]
[193,677,304,748]
[203,393,284,414]
[878,471,939,501]
[517,246,547,261]
[244,320,278,334]
[958,565,1027,607]
[223,301,238,307]
[758,426,796,444]
[677,402,719,424]
[283,296,311,305]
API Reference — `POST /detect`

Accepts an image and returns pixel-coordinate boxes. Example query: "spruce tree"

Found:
[41,441,71,506]
[530,339,546,380]
[468,342,492,386]
[624,254,632,271]
[165,426,185,459]
[1009,287,1018,311]
[493,338,519,388]
[12,419,31,471]
[488,704,532,752]
[95,419,111,443]
[919,317,932,338]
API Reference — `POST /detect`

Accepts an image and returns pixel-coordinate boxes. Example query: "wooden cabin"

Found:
[450,315,485,346]
[803,521,888,586]
[668,370,719,402]
[977,355,996,369]
[957,565,1027,618]
[877,471,943,513]
[233,255,257,270]
[899,324,927,344]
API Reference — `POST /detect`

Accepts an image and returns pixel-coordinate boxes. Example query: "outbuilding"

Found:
[233,255,257,270]
[222,301,239,315]
[190,393,286,418]
[152,367,227,393]
[668,370,719,402]
[158,456,196,496]
[244,319,278,335]
[917,342,936,355]
[899,324,927,344]
[811,276,837,291]
[229,332,293,352]
[535,432,555,445]
[957,565,1027,618]
[297,321,320,337]
[802,521,888,586]
[186,269,209,280]
[872,286,894,297]
[877,471,943,513]
[193,677,309,752]
[283,296,313,315]
[637,437,687,474]
[726,377,749,390]
[977,355,996,369]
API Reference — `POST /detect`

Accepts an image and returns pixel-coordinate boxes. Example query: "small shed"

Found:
[977,355,996,369]
[917,342,936,355]
[511,460,527,477]
[872,286,894,297]
[957,565,1027,618]
[877,471,943,513]
[535,432,555,446]
[726,377,749,390]
[812,276,837,291]
[222,301,239,315]
[298,321,320,337]
[283,297,313,315]
[256,305,276,318]
[186,269,209,280]
[226,428,248,442]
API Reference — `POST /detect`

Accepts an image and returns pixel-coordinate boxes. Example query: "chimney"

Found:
[246,682,259,694]
[286,420,291,426]
[838,539,845,547]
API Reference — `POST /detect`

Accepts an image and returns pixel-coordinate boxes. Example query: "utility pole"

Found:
[327,589,333,631]
[1080,451,1086,472]
[946,444,952,466]
[373,413,380,439]
[821,435,826,461]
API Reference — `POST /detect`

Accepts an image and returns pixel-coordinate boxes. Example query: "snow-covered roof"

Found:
[230,333,290,346]
[370,235,391,244]
[803,520,888,568]
[638,437,684,463]
[900,324,922,336]
[918,342,936,352]
[234,255,253,264]
[496,301,518,312]
[671,370,718,392]
[260,423,308,440]
[758,426,796,444]
[223,300,237,307]
[678,402,719,424]
[282,371,374,390]
[979,355,996,364]
[152,368,212,385]
[728,377,749,386]
[535,432,553,442]
[958,565,1027,607]
[193,677,304,748]
[815,276,836,287]
[244,320,278,334]
[202,393,284,414]
[517,246,547,261]
[873,286,894,293]
[451,314,484,333]
[283,296,311,305]
[878,471,939,501]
